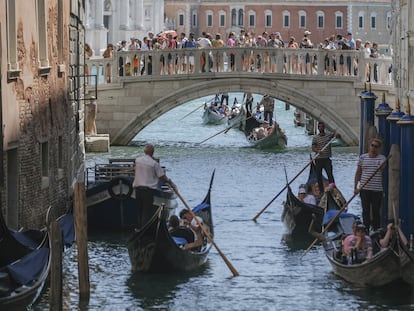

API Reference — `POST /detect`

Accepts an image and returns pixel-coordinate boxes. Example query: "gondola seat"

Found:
[170,226,195,246]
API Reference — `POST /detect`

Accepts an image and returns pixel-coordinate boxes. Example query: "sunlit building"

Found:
[164,0,392,47]
[0,0,86,228]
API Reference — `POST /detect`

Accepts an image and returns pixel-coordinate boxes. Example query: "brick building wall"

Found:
[165,0,391,46]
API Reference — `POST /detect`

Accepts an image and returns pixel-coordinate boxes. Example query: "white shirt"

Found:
[132,154,165,189]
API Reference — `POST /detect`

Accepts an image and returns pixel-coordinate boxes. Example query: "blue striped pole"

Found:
[358,84,369,155]
[361,84,377,154]
[386,98,404,146]
[375,93,392,227]
[397,99,414,238]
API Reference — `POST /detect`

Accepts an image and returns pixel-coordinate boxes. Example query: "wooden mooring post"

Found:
[49,220,63,311]
[74,182,90,302]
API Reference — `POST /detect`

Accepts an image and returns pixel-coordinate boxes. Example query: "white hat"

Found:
[299,187,306,194]
[304,30,311,35]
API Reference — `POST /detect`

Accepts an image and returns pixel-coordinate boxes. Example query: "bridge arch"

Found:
[108,77,360,146]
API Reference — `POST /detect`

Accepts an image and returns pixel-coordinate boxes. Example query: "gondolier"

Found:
[312,121,338,197]
[133,144,175,228]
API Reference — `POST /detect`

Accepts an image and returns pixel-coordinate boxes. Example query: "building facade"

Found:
[0,0,86,229]
[85,0,165,56]
[164,0,392,47]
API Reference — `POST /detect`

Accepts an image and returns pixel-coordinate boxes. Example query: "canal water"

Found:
[34,94,414,310]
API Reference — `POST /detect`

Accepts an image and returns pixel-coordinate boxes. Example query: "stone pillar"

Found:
[397,99,414,238]
[360,84,377,154]
[119,0,130,30]
[375,92,393,227]
[95,0,105,29]
[135,0,144,30]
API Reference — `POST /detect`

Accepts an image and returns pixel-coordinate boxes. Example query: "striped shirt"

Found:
[312,134,332,158]
[358,153,386,191]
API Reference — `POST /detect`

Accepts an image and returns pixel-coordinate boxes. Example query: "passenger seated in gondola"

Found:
[370,221,408,254]
[343,223,373,264]
[168,215,195,247]
[179,209,204,250]
[298,185,317,205]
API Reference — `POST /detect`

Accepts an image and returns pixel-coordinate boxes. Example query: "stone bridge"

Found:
[85,47,395,146]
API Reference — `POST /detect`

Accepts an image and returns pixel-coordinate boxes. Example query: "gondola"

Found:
[227,104,246,130]
[322,208,404,287]
[281,159,343,241]
[244,111,287,149]
[0,209,51,311]
[127,170,215,273]
[86,158,177,231]
[202,104,227,125]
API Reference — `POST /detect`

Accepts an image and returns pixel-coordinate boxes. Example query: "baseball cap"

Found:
[299,187,306,194]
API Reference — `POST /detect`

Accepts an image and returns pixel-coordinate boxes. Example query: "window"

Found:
[317,11,324,29]
[249,10,256,27]
[192,11,197,27]
[386,11,391,31]
[265,10,272,28]
[206,11,213,27]
[335,11,343,29]
[6,0,19,76]
[58,0,63,64]
[238,9,244,26]
[41,142,49,177]
[283,11,290,28]
[299,10,306,29]
[371,13,376,29]
[231,9,237,26]
[36,0,49,68]
[358,12,364,29]
[178,13,184,26]
[219,11,226,27]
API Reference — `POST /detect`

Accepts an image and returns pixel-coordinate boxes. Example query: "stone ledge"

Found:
[85,134,110,153]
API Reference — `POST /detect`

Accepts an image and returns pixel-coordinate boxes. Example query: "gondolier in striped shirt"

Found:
[354,138,386,231]
[311,121,338,197]
[133,144,175,228]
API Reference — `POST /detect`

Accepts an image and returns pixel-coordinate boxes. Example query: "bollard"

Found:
[49,220,63,311]
[74,182,90,302]
[375,92,393,226]
[397,99,414,238]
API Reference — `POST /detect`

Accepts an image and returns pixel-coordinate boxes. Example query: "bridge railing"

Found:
[86,47,393,87]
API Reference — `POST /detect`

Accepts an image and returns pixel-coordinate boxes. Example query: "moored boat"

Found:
[0,209,51,311]
[127,171,215,273]
[86,158,177,232]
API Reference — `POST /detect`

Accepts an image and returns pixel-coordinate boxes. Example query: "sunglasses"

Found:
[371,144,380,148]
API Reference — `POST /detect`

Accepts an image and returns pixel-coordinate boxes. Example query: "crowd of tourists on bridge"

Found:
[93,28,386,82]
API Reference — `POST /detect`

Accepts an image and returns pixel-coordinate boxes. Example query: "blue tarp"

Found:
[58,213,76,246]
[172,237,188,246]
[192,202,209,214]
[323,210,357,225]
[7,247,49,285]
[10,231,40,249]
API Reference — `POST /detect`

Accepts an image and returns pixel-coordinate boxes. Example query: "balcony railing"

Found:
[85,47,393,87]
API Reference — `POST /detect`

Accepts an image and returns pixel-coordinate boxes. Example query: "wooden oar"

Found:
[179,95,217,121]
[198,114,255,145]
[252,136,337,222]
[171,187,240,277]
[301,154,392,258]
